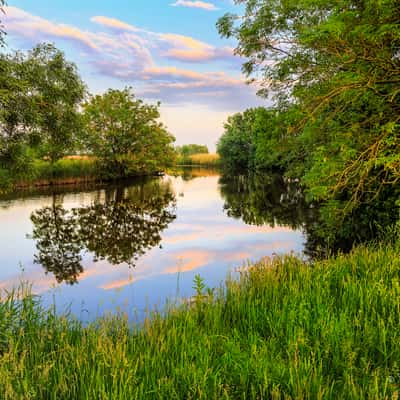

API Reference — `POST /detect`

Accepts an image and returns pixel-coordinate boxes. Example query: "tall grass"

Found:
[0,240,399,399]
[16,158,98,187]
[34,158,97,180]
[176,152,220,167]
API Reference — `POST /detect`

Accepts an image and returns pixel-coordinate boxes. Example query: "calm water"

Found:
[0,168,307,321]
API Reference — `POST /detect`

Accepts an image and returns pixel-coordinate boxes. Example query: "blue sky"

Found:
[2,0,265,149]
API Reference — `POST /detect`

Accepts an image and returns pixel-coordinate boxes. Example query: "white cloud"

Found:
[3,6,264,112]
[170,1,218,11]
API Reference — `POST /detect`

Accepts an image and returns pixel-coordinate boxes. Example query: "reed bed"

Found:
[177,153,220,167]
[0,239,399,399]
[32,158,98,181]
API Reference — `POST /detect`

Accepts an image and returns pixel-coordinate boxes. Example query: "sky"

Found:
[2,0,266,151]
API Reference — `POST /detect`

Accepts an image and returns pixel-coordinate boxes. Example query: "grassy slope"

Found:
[0,240,399,399]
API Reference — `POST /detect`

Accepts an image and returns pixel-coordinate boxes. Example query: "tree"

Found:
[0,44,86,180]
[0,50,41,182]
[0,0,6,47]
[217,108,260,171]
[26,44,86,163]
[83,88,176,178]
[218,0,400,238]
[177,144,209,157]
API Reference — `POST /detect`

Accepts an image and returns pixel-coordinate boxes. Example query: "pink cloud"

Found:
[170,1,218,11]
[3,6,262,110]
[100,276,134,290]
[164,250,213,274]
[4,6,98,51]
[158,32,235,63]
[90,16,140,32]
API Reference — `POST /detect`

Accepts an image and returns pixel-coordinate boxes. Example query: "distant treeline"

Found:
[175,144,220,166]
[0,42,175,190]
[176,144,209,157]
[217,0,400,247]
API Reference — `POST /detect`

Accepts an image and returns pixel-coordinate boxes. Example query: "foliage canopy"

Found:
[217,0,400,241]
[83,88,176,178]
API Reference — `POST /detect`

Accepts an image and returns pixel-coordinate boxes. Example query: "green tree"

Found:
[0,51,40,183]
[177,144,209,157]
[83,88,176,178]
[27,44,86,163]
[217,108,263,171]
[218,0,400,238]
[0,44,86,184]
[0,0,6,47]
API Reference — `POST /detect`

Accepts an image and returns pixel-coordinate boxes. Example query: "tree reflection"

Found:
[220,172,398,256]
[76,182,176,266]
[219,174,314,227]
[30,196,83,284]
[30,178,176,284]
[219,173,321,256]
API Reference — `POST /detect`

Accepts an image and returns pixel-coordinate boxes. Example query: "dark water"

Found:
[0,168,310,321]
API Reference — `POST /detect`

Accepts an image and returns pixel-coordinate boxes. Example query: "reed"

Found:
[0,239,399,399]
[177,152,220,166]
[33,158,97,180]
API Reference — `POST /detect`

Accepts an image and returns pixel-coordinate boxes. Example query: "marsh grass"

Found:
[177,153,220,167]
[0,241,399,399]
[33,158,97,180]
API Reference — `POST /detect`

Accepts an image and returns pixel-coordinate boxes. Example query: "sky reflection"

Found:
[0,172,305,320]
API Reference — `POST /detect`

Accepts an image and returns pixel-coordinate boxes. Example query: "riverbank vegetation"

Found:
[0,43,175,191]
[177,152,220,167]
[175,144,219,166]
[217,0,400,249]
[176,144,209,158]
[0,236,399,399]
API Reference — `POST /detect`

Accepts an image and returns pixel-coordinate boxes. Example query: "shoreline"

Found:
[0,238,398,398]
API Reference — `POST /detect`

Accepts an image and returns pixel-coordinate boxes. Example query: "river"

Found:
[0,168,309,321]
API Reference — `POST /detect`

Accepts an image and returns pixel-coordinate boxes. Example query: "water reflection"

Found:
[30,179,176,284]
[0,169,307,320]
[219,173,320,256]
[31,202,83,284]
[174,167,220,181]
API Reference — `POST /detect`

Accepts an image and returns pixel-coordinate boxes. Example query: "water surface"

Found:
[0,169,306,321]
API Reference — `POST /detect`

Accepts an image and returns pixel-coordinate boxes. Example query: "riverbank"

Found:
[3,155,221,190]
[1,158,98,190]
[5,158,168,190]
[1,237,399,399]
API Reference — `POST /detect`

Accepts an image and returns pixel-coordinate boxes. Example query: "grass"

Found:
[14,157,98,188]
[176,152,220,167]
[0,240,399,399]
[33,158,97,180]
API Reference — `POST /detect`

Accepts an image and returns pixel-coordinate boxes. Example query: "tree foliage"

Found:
[217,0,400,240]
[0,0,6,47]
[27,44,86,163]
[176,144,209,157]
[83,88,176,178]
[0,43,86,184]
[1,44,176,187]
